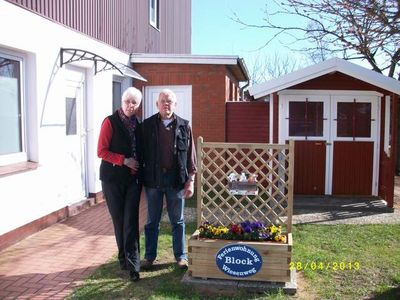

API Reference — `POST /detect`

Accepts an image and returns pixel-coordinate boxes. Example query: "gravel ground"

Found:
[176,203,400,225]
[163,177,400,225]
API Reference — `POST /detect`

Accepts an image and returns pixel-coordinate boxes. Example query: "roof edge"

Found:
[130,53,249,81]
[131,53,241,65]
[249,58,400,98]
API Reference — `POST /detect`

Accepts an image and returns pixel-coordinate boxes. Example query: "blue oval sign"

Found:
[215,244,263,278]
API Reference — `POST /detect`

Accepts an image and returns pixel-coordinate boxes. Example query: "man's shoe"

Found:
[129,271,140,282]
[141,259,154,270]
[176,259,188,269]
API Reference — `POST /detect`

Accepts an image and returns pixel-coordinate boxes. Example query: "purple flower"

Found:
[241,221,251,228]
[250,221,264,230]
[243,226,252,233]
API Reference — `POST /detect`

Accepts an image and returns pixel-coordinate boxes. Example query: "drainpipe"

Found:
[237,57,250,101]
[240,80,250,101]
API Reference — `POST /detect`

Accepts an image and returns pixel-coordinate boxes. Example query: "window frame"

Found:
[279,94,330,142]
[0,49,27,166]
[331,95,378,143]
[149,0,160,30]
[112,77,123,113]
[288,101,324,137]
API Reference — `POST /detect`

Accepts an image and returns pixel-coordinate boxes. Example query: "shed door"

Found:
[144,85,192,124]
[330,96,378,195]
[281,95,330,195]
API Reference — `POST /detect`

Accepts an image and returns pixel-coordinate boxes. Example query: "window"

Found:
[112,80,122,112]
[149,0,159,29]
[0,52,26,164]
[66,97,77,135]
[289,101,323,137]
[337,102,371,138]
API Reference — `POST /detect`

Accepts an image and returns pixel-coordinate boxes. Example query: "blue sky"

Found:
[192,0,378,80]
[191,0,307,78]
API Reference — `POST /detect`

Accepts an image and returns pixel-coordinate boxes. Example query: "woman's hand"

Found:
[123,158,138,173]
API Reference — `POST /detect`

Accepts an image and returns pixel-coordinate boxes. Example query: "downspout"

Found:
[240,81,250,101]
[237,57,250,101]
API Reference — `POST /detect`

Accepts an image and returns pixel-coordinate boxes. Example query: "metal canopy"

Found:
[114,62,147,81]
[59,48,147,81]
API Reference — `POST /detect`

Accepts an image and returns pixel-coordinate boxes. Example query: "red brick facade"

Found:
[133,63,241,142]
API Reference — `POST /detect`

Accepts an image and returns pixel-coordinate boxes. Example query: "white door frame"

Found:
[279,92,331,193]
[65,66,88,199]
[143,85,193,124]
[278,89,382,195]
[329,94,381,195]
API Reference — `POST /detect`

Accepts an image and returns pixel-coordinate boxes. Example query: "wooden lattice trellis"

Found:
[196,137,294,233]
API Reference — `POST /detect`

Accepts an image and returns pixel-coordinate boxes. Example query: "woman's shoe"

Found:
[129,271,140,282]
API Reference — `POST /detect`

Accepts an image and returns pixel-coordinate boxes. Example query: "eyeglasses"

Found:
[159,99,175,105]
[124,99,139,106]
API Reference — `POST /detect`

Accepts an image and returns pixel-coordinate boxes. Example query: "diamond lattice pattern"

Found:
[197,140,294,233]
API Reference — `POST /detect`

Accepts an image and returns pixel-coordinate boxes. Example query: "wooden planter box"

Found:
[188,231,292,283]
[191,138,295,284]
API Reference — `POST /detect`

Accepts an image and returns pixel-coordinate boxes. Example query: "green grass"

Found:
[292,224,400,299]
[69,221,400,300]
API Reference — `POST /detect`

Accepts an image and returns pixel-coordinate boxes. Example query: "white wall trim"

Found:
[269,94,273,142]
[384,95,391,157]
[278,89,383,97]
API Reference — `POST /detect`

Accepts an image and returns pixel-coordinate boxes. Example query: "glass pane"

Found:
[66,97,77,135]
[289,102,306,136]
[355,103,371,137]
[337,102,371,138]
[337,103,353,137]
[289,101,323,137]
[307,102,323,136]
[0,57,22,155]
[112,81,122,112]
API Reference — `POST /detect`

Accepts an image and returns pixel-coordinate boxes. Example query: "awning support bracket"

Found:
[60,48,123,75]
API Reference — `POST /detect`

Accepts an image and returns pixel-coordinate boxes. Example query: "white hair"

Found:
[158,88,177,103]
[122,87,142,103]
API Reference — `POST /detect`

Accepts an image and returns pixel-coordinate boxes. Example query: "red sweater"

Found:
[97,118,125,166]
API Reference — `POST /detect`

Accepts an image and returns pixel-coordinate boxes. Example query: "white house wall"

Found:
[0,1,130,235]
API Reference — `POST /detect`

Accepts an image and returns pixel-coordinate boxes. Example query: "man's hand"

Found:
[183,179,194,199]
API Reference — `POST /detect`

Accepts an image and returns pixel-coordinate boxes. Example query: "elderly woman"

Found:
[97,87,143,282]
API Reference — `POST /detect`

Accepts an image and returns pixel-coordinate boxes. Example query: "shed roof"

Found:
[249,57,400,99]
[130,53,249,82]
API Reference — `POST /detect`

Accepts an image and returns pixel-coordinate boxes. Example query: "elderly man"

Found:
[142,89,197,269]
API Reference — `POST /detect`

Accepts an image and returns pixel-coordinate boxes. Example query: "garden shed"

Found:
[249,58,400,208]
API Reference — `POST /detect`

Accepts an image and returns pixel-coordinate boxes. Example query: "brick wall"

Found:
[133,63,235,142]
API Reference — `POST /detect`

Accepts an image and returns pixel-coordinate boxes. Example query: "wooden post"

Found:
[196,136,203,227]
[287,139,295,233]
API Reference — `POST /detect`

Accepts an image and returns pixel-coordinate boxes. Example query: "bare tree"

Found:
[248,52,302,84]
[233,0,400,79]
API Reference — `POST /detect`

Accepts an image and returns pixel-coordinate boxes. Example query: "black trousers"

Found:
[102,180,141,273]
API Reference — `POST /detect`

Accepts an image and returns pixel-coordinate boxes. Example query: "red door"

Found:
[332,141,374,195]
[294,140,326,195]
[331,97,377,195]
